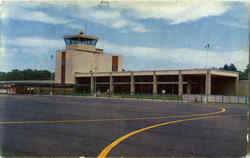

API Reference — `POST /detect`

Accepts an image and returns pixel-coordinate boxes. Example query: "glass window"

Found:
[71,40,82,44]
[64,39,97,46]
[71,40,76,44]
[64,39,71,45]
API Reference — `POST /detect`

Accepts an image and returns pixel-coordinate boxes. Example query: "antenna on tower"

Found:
[98,0,110,7]
[85,24,87,35]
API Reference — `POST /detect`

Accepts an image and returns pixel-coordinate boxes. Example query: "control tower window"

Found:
[64,39,72,45]
[64,38,97,46]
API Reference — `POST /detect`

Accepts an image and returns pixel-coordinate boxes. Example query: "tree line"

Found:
[0,69,53,81]
[217,63,248,80]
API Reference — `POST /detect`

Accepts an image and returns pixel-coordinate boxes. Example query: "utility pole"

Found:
[248,3,250,154]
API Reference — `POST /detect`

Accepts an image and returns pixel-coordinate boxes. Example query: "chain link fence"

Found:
[183,94,248,104]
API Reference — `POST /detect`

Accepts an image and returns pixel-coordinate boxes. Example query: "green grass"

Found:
[112,94,183,101]
[52,92,183,101]
[55,92,92,96]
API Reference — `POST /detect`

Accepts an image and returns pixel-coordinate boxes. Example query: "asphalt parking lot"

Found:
[0,95,247,157]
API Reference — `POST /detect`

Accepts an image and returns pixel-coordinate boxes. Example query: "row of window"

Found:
[64,39,97,46]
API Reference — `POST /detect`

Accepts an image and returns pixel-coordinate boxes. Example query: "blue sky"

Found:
[0,0,249,72]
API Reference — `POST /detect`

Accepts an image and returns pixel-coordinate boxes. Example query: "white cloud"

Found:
[2,0,98,9]
[11,37,64,48]
[111,19,128,28]
[230,49,248,70]
[2,37,65,65]
[92,10,121,20]
[112,1,231,25]
[0,46,19,57]
[2,4,69,24]
[3,0,246,32]
[1,36,62,71]
[5,37,64,49]
[2,1,149,33]
[0,47,4,57]
[217,20,248,29]
[72,8,149,33]
[0,47,20,71]
[1,0,238,32]
[98,40,248,70]
[68,1,234,32]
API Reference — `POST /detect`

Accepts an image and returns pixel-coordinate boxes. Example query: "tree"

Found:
[239,64,249,80]
[228,63,237,71]
[218,63,248,80]
[223,64,229,70]
[0,69,53,81]
[220,63,237,72]
[0,72,6,81]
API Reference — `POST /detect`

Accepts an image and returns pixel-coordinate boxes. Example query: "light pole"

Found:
[204,43,210,69]
[94,75,97,97]
[50,54,54,96]
[94,53,98,97]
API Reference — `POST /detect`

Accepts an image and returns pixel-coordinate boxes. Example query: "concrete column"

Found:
[187,82,191,94]
[235,76,239,96]
[109,73,113,95]
[153,71,158,95]
[200,81,204,94]
[90,74,94,95]
[171,85,174,94]
[130,72,135,95]
[36,88,40,95]
[178,71,183,96]
[205,70,211,95]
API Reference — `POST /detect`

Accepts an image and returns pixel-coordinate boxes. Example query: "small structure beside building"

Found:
[0,80,73,95]
[239,80,249,96]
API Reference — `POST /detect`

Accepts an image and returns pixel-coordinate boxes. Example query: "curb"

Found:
[51,95,190,103]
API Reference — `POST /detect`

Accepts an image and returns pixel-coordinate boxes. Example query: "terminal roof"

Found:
[64,33,98,40]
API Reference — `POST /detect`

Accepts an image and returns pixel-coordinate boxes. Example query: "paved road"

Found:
[0,95,247,157]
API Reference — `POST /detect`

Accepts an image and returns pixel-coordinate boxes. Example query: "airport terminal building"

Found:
[54,31,239,96]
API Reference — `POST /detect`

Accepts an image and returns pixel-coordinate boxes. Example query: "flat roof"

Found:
[75,69,239,78]
[64,34,98,40]
[0,80,74,87]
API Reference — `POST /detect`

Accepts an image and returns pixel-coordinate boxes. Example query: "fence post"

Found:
[222,95,224,104]
[200,94,202,104]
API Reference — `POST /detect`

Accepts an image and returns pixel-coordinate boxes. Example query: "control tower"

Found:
[55,31,123,84]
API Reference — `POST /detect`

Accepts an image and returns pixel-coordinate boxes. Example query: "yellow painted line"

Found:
[97,108,227,158]
[0,108,226,125]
